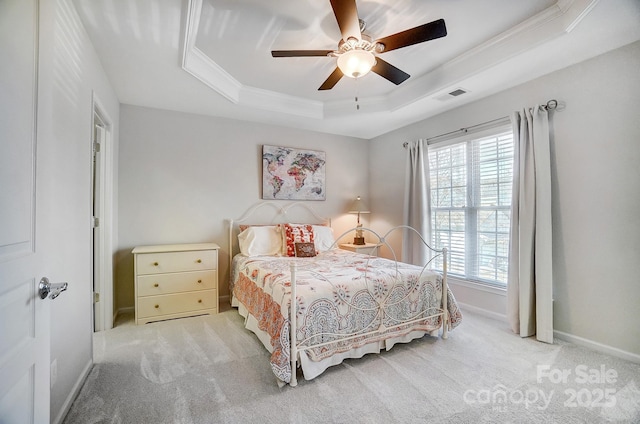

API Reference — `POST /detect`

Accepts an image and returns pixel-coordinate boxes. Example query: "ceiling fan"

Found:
[271,0,447,91]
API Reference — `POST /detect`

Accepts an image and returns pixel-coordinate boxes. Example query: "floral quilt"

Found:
[232,249,462,383]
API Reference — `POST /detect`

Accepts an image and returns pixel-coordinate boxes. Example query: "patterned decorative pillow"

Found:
[294,242,316,257]
[283,223,315,257]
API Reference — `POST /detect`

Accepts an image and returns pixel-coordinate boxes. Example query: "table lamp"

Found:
[348,196,370,245]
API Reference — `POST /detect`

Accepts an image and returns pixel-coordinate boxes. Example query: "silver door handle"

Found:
[38,277,68,300]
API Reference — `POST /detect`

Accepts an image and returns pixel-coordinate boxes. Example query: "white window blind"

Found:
[429,129,514,286]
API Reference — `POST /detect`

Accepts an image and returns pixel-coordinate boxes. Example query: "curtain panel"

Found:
[508,107,554,343]
[403,139,431,265]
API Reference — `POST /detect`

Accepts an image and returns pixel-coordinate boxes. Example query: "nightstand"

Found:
[339,242,381,256]
[132,242,220,325]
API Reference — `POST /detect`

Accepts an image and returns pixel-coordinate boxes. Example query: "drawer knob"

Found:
[197,279,202,283]
[198,299,202,303]
[155,304,159,309]
[153,262,159,266]
[154,283,159,287]
[196,259,202,263]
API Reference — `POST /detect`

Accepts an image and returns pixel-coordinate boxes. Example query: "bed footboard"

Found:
[290,262,299,387]
[288,228,451,387]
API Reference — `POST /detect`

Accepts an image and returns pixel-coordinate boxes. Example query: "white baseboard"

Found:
[52,359,92,424]
[113,306,134,323]
[457,301,507,322]
[457,302,639,364]
[554,330,640,364]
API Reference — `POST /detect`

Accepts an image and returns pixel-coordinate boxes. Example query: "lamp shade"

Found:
[348,196,370,214]
[337,50,376,79]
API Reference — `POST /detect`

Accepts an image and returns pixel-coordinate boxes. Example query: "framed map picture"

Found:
[262,145,326,200]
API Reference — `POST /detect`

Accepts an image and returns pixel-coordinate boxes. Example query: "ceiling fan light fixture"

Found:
[271,2,448,90]
[337,49,376,78]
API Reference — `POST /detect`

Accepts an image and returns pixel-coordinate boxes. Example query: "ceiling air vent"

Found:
[449,88,467,96]
[434,87,470,102]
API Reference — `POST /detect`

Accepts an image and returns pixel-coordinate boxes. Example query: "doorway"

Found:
[91,96,114,332]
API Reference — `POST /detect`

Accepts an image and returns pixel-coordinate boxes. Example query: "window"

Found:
[429,128,514,287]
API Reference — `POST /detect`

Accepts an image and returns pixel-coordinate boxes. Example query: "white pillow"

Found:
[238,226,282,257]
[313,225,336,252]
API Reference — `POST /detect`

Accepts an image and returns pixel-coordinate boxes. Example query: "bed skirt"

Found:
[232,296,439,383]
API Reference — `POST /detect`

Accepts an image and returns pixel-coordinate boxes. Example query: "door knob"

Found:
[38,277,68,300]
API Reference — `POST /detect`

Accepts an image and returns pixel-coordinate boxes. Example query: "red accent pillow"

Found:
[283,223,315,257]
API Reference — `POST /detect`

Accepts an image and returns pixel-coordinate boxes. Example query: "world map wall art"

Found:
[262,145,326,200]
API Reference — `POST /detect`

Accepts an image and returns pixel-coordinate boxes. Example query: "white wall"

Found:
[369,41,640,357]
[116,105,369,309]
[38,0,120,421]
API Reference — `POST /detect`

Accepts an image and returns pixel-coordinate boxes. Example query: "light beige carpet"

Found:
[63,306,640,423]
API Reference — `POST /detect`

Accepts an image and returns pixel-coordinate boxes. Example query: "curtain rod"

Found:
[403,99,559,148]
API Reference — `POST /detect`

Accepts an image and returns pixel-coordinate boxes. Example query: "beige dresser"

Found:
[132,243,220,325]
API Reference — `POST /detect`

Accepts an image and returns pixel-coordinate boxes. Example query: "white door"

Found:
[0,0,51,422]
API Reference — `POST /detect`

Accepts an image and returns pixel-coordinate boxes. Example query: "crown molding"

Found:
[377,0,600,114]
[181,0,599,120]
[241,86,324,119]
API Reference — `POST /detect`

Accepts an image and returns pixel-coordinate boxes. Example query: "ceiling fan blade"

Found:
[330,0,362,41]
[371,58,410,85]
[318,67,344,90]
[375,19,447,53]
[271,50,334,57]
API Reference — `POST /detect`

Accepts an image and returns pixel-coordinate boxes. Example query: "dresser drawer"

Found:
[136,249,217,275]
[137,270,216,297]
[137,289,217,319]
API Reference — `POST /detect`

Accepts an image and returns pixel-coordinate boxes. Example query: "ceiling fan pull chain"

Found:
[355,78,360,110]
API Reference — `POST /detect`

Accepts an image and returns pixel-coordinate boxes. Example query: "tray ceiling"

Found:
[73,0,640,138]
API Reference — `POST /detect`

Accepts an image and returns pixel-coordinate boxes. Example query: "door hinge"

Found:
[93,141,101,153]
[94,292,100,303]
[92,216,99,228]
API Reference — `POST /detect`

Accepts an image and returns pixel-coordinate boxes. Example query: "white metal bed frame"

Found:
[228,201,449,386]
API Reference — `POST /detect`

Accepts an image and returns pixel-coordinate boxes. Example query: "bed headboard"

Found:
[227,201,331,281]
